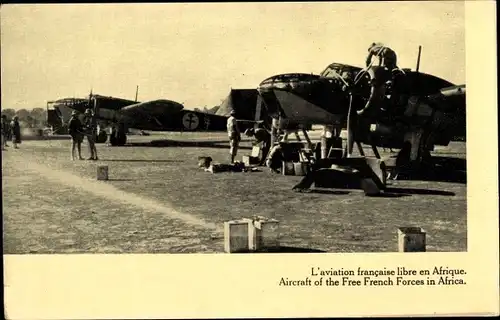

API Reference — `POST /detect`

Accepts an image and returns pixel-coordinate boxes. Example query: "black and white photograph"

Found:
[1,1,498,318]
[2,1,467,254]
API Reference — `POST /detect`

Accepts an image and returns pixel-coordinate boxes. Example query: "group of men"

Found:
[225,42,401,170]
[67,108,99,161]
[1,115,21,150]
[226,109,272,166]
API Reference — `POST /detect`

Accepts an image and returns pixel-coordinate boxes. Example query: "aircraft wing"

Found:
[118,99,184,126]
[80,99,182,130]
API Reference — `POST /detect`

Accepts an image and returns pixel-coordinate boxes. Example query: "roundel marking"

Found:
[182,112,200,130]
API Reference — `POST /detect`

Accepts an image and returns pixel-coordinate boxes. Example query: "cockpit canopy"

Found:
[319,63,363,81]
[259,73,321,89]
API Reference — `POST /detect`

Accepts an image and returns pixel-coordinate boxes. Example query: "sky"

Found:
[1,1,465,110]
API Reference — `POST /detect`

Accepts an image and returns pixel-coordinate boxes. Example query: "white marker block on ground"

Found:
[253,218,280,250]
[224,219,254,253]
[398,227,426,252]
[97,165,109,181]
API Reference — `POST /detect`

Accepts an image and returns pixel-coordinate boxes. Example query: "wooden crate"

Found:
[253,218,280,250]
[242,155,260,166]
[398,227,426,252]
[293,162,310,176]
[251,145,261,158]
[282,161,310,176]
[282,161,295,175]
[224,219,254,253]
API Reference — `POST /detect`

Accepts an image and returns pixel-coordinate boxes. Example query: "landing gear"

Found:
[109,125,127,146]
[388,129,435,180]
[96,130,108,144]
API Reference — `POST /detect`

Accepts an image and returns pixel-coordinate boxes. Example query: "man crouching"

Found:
[244,126,271,166]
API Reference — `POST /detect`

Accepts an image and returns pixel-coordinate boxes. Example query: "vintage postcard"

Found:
[2,1,498,318]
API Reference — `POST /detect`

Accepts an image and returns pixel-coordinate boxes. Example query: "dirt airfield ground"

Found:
[2,131,467,254]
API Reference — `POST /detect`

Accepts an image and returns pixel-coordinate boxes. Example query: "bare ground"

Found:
[2,132,467,253]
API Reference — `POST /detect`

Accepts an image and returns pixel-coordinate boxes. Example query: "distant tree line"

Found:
[1,108,48,129]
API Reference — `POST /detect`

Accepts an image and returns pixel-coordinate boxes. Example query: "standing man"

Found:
[366,42,398,71]
[1,115,9,150]
[270,117,280,148]
[244,126,271,166]
[68,110,84,160]
[226,109,240,164]
[83,108,98,160]
[10,116,21,149]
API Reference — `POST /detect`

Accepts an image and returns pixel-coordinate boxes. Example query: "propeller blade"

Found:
[345,94,356,158]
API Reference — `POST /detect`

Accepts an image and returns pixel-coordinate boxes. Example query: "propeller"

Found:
[345,93,356,158]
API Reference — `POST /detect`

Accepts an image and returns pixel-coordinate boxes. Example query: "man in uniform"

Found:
[226,109,240,164]
[1,115,9,150]
[10,116,21,149]
[68,110,84,160]
[83,108,98,160]
[270,115,281,149]
[244,126,271,166]
[366,42,398,71]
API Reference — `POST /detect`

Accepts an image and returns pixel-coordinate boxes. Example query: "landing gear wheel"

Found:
[117,133,127,146]
[109,130,127,146]
[96,130,108,144]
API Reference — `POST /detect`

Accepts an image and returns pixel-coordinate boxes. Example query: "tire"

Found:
[109,130,127,146]
[117,133,127,146]
[96,130,108,144]
[109,134,118,146]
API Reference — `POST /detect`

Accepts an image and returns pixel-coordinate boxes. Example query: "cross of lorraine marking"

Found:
[183,113,199,130]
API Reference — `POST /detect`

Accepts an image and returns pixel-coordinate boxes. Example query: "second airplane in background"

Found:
[48,91,230,146]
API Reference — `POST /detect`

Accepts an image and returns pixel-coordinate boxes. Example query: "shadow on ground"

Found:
[368,192,411,198]
[125,139,252,150]
[383,187,456,196]
[304,187,454,197]
[394,157,466,184]
[103,159,184,163]
[232,246,326,253]
[22,135,70,141]
[299,189,351,195]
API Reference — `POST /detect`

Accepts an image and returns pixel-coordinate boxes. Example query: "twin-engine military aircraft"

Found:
[255,47,466,171]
